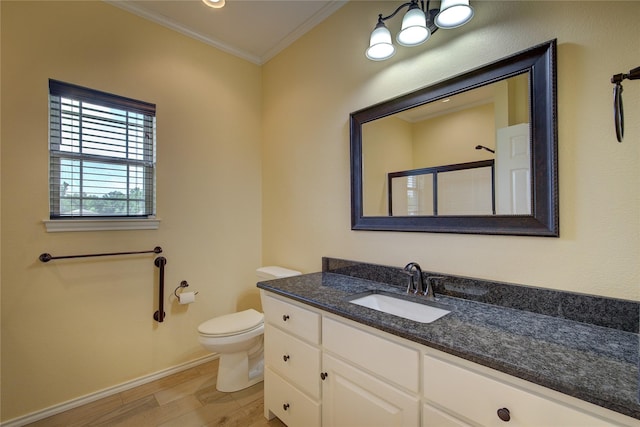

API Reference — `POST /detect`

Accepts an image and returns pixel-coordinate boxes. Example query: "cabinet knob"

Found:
[283,354,290,362]
[283,403,290,411]
[497,408,511,422]
[282,314,290,321]
[320,372,328,380]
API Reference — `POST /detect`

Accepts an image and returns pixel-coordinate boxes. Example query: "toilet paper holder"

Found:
[174,280,198,299]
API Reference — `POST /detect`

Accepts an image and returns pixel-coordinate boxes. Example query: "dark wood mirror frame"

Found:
[350,40,558,236]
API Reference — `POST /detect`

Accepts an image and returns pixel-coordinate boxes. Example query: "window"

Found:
[48,80,156,221]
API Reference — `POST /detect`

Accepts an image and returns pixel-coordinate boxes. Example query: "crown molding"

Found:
[104,0,347,65]
[261,1,348,63]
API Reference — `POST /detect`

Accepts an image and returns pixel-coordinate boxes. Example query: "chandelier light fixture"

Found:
[366,0,474,61]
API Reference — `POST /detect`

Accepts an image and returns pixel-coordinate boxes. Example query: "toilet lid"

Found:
[198,309,264,337]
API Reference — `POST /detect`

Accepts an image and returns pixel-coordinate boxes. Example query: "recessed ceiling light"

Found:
[202,0,225,9]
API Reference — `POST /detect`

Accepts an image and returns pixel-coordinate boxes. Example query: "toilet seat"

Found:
[198,309,264,337]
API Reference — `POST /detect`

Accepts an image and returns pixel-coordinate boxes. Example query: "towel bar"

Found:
[39,247,162,262]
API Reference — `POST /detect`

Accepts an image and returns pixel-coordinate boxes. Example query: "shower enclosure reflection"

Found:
[388,160,496,216]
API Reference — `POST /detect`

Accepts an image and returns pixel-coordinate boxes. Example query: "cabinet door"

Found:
[323,316,419,392]
[322,354,419,427]
[423,403,473,427]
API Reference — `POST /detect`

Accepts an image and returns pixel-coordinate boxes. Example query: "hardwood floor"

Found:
[26,359,286,427]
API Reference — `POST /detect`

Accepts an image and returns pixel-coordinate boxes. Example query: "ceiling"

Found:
[106,0,348,65]
[396,84,495,123]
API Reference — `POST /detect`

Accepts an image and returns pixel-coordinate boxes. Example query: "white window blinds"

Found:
[48,80,156,219]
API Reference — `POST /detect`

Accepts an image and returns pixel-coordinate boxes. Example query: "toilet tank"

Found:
[256,266,301,280]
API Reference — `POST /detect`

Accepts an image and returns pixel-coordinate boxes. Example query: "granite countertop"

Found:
[257,271,640,421]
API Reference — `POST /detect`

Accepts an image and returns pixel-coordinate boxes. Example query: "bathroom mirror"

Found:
[350,40,558,236]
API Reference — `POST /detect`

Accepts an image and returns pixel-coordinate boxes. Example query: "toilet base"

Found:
[216,348,264,392]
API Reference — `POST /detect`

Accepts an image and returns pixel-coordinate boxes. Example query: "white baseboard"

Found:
[1,353,219,427]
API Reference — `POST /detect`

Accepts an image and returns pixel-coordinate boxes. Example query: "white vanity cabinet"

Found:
[261,291,638,427]
[262,294,321,427]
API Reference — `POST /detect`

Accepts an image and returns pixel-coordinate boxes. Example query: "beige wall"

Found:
[413,103,495,165]
[1,1,262,421]
[362,116,413,216]
[262,1,640,300]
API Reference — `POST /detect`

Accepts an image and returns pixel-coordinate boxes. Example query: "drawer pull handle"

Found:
[282,314,290,321]
[283,403,290,411]
[283,354,290,362]
[497,408,511,422]
[320,372,328,380]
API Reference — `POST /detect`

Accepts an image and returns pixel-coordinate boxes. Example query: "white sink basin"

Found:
[349,292,451,324]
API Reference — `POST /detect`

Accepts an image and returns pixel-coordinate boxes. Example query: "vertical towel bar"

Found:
[154,256,167,322]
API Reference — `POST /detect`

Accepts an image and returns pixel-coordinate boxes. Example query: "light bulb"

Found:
[366,22,396,61]
[202,0,225,9]
[435,0,474,29]
[397,6,430,46]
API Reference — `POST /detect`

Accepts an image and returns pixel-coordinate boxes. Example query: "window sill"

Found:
[43,218,160,232]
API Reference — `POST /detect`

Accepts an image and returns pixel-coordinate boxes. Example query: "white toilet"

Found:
[197,266,301,392]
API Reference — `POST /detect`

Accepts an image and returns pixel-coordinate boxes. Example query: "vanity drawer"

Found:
[423,354,615,426]
[265,368,321,427]
[262,294,321,344]
[322,316,419,393]
[265,323,321,399]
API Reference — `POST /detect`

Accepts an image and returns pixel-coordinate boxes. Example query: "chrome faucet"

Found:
[424,276,443,299]
[404,262,424,295]
[404,263,440,299]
